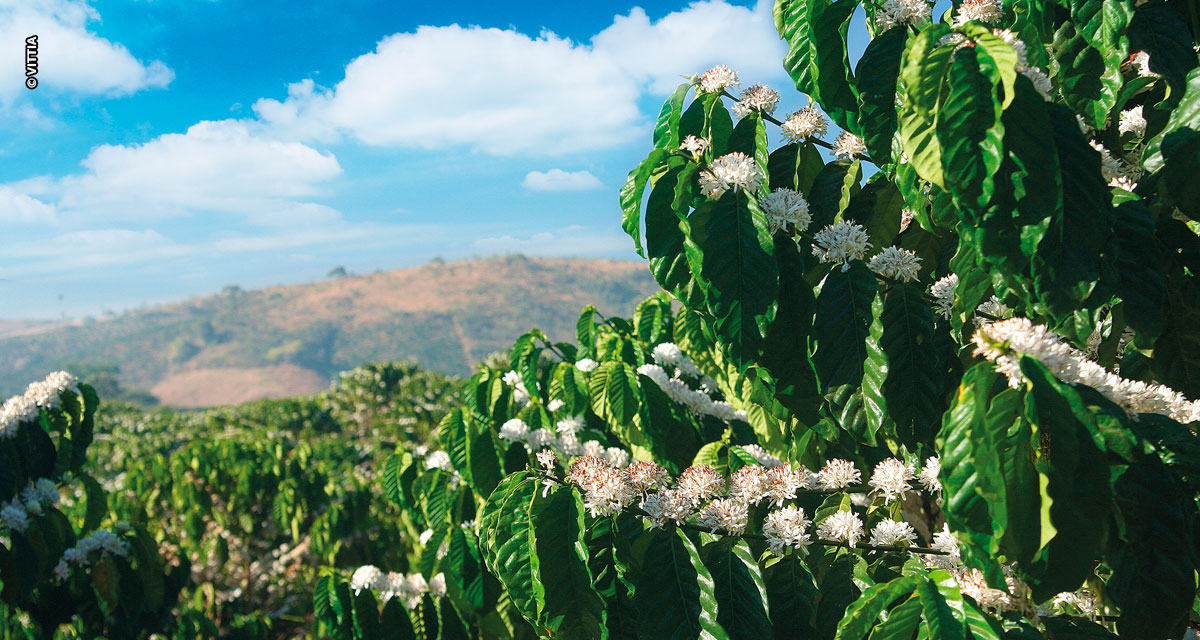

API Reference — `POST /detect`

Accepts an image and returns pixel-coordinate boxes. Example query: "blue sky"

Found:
[0,0,862,318]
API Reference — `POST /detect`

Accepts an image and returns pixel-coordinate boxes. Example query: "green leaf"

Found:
[1127,2,1198,104]
[813,262,877,390]
[1112,199,1165,339]
[530,487,607,639]
[915,575,966,640]
[381,593,419,640]
[940,363,1041,574]
[813,553,861,640]
[855,27,906,164]
[1053,17,1122,130]
[623,149,672,258]
[703,539,772,640]
[898,25,954,188]
[589,361,642,429]
[79,471,107,534]
[654,83,693,151]
[353,589,383,638]
[777,0,861,132]
[1107,456,1198,639]
[478,473,539,626]
[1019,357,1114,601]
[834,574,920,639]
[634,293,674,346]
[1030,104,1114,320]
[862,284,942,449]
[762,556,819,640]
[647,161,705,306]
[631,528,730,640]
[937,46,1003,217]
[689,188,778,366]
[578,306,598,360]
[759,236,821,421]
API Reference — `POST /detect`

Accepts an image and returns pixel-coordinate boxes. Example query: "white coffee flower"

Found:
[499,418,529,442]
[536,449,557,471]
[1119,105,1147,136]
[626,460,670,493]
[652,343,684,367]
[740,444,784,468]
[1021,67,1053,100]
[697,498,749,535]
[952,0,1003,26]
[575,358,599,373]
[919,456,942,493]
[546,398,564,413]
[680,135,710,159]
[556,415,585,435]
[698,65,740,93]
[675,465,726,504]
[930,274,958,319]
[832,131,867,160]
[425,450,453,472]
[812,221,872,268]
[869,519,918,547]
[429,573,447,598]
[817,459,862,490]
[764,505,812,554]
[781,106,828,142]
[729,466,772,505]
[876,0,933,30]
[603,447,631,469]
[699,152,764,199]
[761,188,812,233]
[868,247,922,282]
[527,428,557,452]
[351,565,386,595]
[1,501,29,533]
[817,510,866,546]
[641,489,693,528]
[732,84,780,119]
[869,458,915,503]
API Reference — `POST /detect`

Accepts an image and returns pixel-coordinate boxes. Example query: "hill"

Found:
[0,255,658,406]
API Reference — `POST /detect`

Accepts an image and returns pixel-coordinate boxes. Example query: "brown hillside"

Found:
[0,256,660,406]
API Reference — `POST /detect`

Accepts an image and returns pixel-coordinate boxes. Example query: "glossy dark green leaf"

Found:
[530,487,607,639]
[703,539,772,640]
[631,528,729,640]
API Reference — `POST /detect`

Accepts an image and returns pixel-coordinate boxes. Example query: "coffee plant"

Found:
[0,373,187,638]
[316,0,1200,638]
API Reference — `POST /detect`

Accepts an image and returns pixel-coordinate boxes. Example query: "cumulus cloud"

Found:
[592,0,785,94]
[253,0,784,155]
[0,186,57,223]
[522,169,603,191]
[0,0,172,105]
[254,25,643,154]
[43,119,343,225]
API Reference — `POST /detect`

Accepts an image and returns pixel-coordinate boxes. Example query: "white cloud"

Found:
[592,0,786,94]
[522,169,603,191]
[473,225,630,255]
[0,186,56,223]
[253,1,785,156]
[0,0,172,105]
[46,119,343,225]
[254,25,643,154]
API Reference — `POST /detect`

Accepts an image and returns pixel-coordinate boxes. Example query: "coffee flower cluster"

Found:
[974,317,1200,424]
[500,416,630,468]
[699,152,764,199]
[565,454,943,555]
[52,528,132,583]
[1,370,78,439]
[812,221,872,269]
[350,565,447,607]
